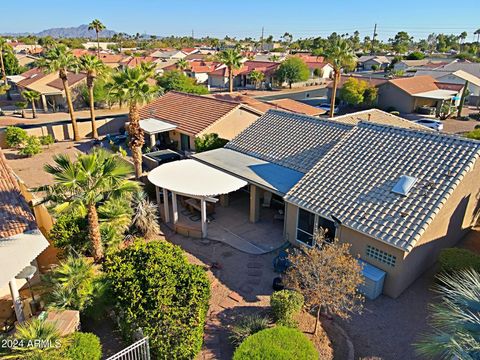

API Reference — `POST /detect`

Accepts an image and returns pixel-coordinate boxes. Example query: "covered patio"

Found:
[139,117,177,148]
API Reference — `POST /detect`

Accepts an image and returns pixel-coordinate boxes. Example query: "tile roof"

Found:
[0,150,37,238]
[388,75,440,95]
[285,122,480,252]
[120,56,156,68]
[226,110,353,173]
[267,98,325,116]
[47,72,87,90]
[17,68,47,87]
[332,109,430,130]
[138,91,241,136]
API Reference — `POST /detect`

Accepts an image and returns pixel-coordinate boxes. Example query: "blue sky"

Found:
[2,0,479,41]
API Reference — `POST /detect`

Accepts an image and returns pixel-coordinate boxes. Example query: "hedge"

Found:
[233,326,318,360]
[438,248,480,273]
[270,290,304,327]
[105,240,210,359]
[62,332,102,360]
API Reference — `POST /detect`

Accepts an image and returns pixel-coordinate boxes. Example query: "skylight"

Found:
[392,175,417,196]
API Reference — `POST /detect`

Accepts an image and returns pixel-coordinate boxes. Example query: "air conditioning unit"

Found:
[358,259,386,300]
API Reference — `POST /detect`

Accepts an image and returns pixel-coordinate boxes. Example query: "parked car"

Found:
[412,118,443,131]
[317,103,339,115]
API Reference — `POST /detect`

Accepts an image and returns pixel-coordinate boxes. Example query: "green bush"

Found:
[105,240,211,359]
[194,133,228,153]
[464,129,480,140]
[49,213,90,254]
[270,290,304,327]
[230,315,269,346]
[438,248,480,273]
[233,326,318,360]
[5,126,27,148]
[62,332,102,360]
[19,135,42,157]
[39,134,55,146]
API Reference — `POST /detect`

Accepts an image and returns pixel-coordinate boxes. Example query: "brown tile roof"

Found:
[210,93,274,113]
[436,82,464,92]
[209,61,279,77]
[388,75,439,95]
[17,68,47,87]
[120,56,156,68]
[47,72,87,90]
[0,150,37,238]
[138,91,241,136]
[267,98,325,116]
[331,109,430,130]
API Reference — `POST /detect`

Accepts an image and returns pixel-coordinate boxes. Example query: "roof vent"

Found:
[392,175,417,196]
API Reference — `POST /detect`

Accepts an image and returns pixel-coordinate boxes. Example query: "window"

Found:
[296,209,315,246]
[366,245,397,267]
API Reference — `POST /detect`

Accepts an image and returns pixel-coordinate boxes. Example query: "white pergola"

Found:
[147,159,247,237]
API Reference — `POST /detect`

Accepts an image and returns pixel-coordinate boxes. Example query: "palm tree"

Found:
[41,149,138,261]
[322,38,357,117]
[0,37,7,86]
[22,90,40,118]
[107,64,160,178]
[38,45,80,140]
[78,54,108,139]
[88,19,106,58]
[475,29,480,43]
[416,269,480,360]
[249,70,265,89]
[176,58,189,73]
[217,49,243,93]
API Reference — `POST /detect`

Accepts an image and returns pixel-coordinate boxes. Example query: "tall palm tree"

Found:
[217,49,243,93]
[88,19,106,58]
[38,45,80,140]
[176,58,189,73]
[416,269,480,360]
[249,70,265,89]
[22,90,40,118]
[40,149,138,261]
[107,64,160,178]
[78,54,108,139]
[323,38,357,117]
[0,37,7,86]
[475,29,480,44]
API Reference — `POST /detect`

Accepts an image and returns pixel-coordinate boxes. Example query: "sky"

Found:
[1,0,479,41]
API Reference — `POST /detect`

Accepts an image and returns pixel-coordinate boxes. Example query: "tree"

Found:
[38,45,80,141]
[284,232,364,335]
[475,29,480,43]
[157,70,208,94]
[0,37,7,86]
[194,133,228,152]
[78,54,108,139]
[217,49,243,93]
[322,39,357,117]
[249,69,265,89]
[274,57,310,89]
[406,51,426,60]
[340,78,377,107]
[391,31,413,54]
[105,240,211,359]
[176,58,189,72]
[21,90,40,118]
[416,269,480,359]
[40,149,138,261]
[88,19,106,58]
[107,64,160,178]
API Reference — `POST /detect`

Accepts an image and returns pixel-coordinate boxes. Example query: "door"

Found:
[180,133,191,151]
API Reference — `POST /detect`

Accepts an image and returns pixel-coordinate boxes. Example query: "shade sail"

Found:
[0,229,50,287]
[413,89,458,100]
[147,159,247,197]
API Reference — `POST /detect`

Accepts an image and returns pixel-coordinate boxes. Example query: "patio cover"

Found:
[413,89,458,100]
[139,118,177,134]
[147,159,247,197]
[193,148,305,195]
[0,229,49,287]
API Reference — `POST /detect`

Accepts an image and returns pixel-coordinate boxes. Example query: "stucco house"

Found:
[357,55,390,70]
[208,61,279,90]
[188,109,480,298]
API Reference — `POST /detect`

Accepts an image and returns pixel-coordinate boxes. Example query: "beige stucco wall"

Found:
[200,108,260,141]
[377,83,415,113]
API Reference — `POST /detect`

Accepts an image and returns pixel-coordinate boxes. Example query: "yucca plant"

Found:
[229,315,270,346]
[415,269,480,360]
[130,190,160,240]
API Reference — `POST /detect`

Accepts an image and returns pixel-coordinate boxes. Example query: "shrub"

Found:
[105,240,211,359]
[230,315,269,346]
[49,213,90,254]
[62,332,102,360]
[233,326,318,360]
[270,290,304,327]
[194,133,228,153]
[39,134,55,146]
[19,135,42,157]
[438,248,480,273]
[464,128,480,140]
[5,126,27,148]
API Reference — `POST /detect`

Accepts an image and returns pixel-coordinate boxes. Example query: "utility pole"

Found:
[192,29,194,39]
[261,26,264,52]
[371,23,377,55]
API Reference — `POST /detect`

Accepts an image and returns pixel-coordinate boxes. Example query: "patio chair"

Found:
[273,249,291,273]
[262,191,272,208]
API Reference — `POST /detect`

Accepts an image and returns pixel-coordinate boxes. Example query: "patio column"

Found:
[249,184,261,223]
[9,278,25,323]
[155,186,161,207]
[163,188,170,223]
[41,94,48,112]
[201,198,207,238]
[172,191,178,224]
[150,133,156,148]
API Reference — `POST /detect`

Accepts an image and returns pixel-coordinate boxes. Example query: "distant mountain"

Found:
[3,24,119,39]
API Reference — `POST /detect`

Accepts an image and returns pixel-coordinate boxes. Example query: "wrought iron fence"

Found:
[106,337,150,360]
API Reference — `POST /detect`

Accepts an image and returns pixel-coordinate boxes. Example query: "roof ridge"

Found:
[266,109,354,129]
[167,90,241,106]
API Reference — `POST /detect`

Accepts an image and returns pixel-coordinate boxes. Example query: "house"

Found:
[187,109,480,298]
[14,54,38,68]
[436,62,480,104]
[119,56,156,69]
[357,55,391,70]
[162,61,219,84]
[294,54,334,80]
[393,59,453,72]
[377,75,462,115]
[15,67,87,112]
[138,91,262,152]
[150,49,187,60]
[326,75,387,104]
[208,61,280,90]
[0,150,50,323]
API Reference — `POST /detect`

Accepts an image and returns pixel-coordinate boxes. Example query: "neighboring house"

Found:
[377,75,462,115]
[163,61,219,84]
[193,109,480,298]
[294,54,334,79]
[138,91,262,152]
[150,49,187,60]
[357,55,391,70]
[82,41,116,51]
[393,59,453,72]
[326,75,387,104]
[208,61,279,89]
[253,53,287,62]
[437,62,480,104]
[7,41,43,54]
[15,67,87,112]
[0,150,50,323]
[119,56,156,69]
[15,54,38,68]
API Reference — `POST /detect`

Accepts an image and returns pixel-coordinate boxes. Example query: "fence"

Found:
[106,337,151,360]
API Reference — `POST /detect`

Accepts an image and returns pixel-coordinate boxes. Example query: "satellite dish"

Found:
[15,265,37,280]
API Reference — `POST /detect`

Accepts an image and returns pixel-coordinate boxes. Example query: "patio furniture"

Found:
[273,249,291,273]
[185,198,215,216]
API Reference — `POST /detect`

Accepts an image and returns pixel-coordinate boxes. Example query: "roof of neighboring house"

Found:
[0,150,37,238]
[47,72,87,90]
[285,122,480,252]
[209,61,280,77]
[138,91,245,136]
[17,68,47,87]
[327,75,387,89]
[295,54,325,63]
[267,98,325,116]
[358,55,390,64]
[120,56,156,68]
[210,93,274,112]
[332,109,430,130]
[151,49,186,59]
[306,62,331,70]
[226,110,353,173]
[387,75,440,95]
[440,62,480,78]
